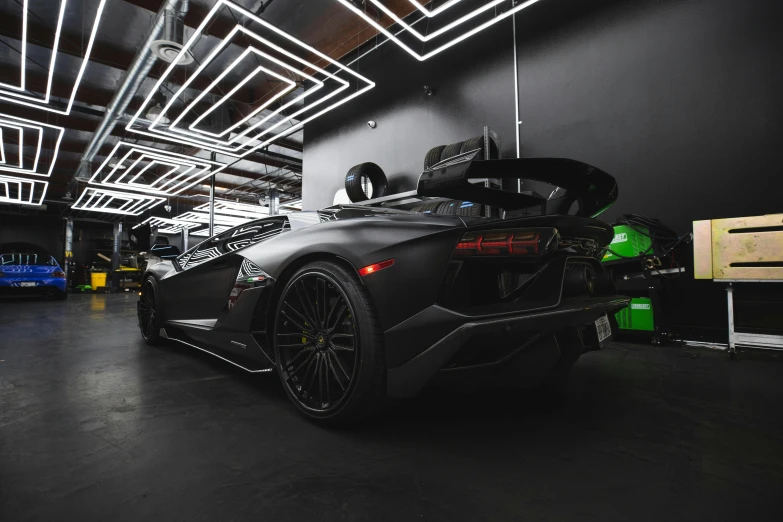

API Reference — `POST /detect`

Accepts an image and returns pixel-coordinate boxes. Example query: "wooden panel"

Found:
[711,214,783,280]
[692,220,713,279]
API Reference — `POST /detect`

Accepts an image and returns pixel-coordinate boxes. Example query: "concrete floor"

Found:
[1,294,782,521]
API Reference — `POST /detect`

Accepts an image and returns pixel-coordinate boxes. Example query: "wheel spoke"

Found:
[327,302,348,332]
[303,353,319,397]
[280,307,314,335]
[331,333,354,338]
[317,278,327,328]
[330,341,354,352]
[278,342,314,349]
[318,353,325,404]
[290,350,316,376]
[326,353,346,392]
[324,353,332,402]
[295,280,319,327]
[327,348,351,381]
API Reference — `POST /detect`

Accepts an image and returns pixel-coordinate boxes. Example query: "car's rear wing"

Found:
[416,150,618,218]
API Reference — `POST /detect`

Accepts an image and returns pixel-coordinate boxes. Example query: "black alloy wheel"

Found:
[274,261,385,424]
[138,277,162,345]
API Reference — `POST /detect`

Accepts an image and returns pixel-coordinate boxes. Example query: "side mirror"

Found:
[149,244,181,259]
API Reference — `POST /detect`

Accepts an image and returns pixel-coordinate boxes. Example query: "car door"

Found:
[160,229,243,322]
[160,217,291,322]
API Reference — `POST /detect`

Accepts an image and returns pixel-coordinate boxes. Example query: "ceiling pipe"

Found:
[70,0,190,190]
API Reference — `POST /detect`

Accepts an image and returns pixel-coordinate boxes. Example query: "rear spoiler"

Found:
[416,150,618,218]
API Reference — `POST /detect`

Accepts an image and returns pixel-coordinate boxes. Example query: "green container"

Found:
[615,297,655,331]
[602,225,653,262]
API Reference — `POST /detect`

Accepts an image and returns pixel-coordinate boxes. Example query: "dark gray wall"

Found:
[301,0,783,340]
[303,0,783,234]
[0,216,64,262]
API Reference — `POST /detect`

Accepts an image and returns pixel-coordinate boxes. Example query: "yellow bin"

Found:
[90,272,107,289]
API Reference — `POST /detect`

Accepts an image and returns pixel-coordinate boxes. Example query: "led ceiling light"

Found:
[89,142,226,196]
[0,0,108,115]
[173,211,249,227]
[71,187,165,216]
[0,114,64,177]
[0,174,48,206]
[132,216,201,234]
[192,199,269,219]
[127,0,374,157]
[336,0,544,61]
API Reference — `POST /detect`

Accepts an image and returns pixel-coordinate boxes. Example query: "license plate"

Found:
[595,314,612,342]
[20,282,36,287]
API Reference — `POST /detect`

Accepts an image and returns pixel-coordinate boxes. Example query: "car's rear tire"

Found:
[55,290,68,300]
[138,277,163,346]
[273,261,385,425]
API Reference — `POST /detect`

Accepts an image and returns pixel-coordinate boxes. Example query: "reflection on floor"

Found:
[1,294,781,521]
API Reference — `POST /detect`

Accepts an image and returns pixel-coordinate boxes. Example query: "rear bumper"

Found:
[0,278,67,295]
[385,296,630,398]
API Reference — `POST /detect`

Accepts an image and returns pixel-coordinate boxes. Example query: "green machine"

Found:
[602,225,657,333]
[601,225,653,262]
[614,297,655,331]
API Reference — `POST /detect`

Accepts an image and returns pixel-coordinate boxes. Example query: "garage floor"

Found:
[1,294,782,521]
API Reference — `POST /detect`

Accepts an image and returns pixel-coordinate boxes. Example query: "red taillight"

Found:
[52,270,66,278]
[455,229,556,257]
[359,259,395,276]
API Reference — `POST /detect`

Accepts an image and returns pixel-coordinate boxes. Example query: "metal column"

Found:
[209,174,215,237]
[64,217,73,283]
[111,221,122,289]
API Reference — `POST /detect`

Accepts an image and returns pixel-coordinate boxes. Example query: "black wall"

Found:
[0,215,64,262]
[303,0,783,232]
[302,0,783,340]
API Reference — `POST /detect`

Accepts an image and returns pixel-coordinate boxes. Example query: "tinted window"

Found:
[177,217,289,270]
[1,253,55,266]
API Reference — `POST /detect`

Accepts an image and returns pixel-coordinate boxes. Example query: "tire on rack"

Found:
[436,199,461,216]
[421,201,443,214]
[424,145,447,170]
[460,135,499,159]
[440,141,464,162]
[456,201,483,217]
[273,260,386,425]
[345,162,388,203]
[138,276,163,346]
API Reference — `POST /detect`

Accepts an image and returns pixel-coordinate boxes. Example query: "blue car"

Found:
[0,243,67,300]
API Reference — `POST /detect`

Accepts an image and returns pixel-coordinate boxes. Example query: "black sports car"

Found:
[138,151,630,424]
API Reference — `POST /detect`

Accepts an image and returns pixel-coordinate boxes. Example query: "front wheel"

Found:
[273,261,386,425]
[138,277,163,346]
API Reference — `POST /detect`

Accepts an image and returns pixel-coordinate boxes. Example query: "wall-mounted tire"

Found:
[456,201,483,217]
[460,135,499,159]
[345,162,388,203]
[440,141,464,162]
[436,200,461,215]
[424,145,447,170]
[421,201,442,214]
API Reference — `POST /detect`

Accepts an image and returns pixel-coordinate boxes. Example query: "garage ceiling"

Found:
[0,0,420,219]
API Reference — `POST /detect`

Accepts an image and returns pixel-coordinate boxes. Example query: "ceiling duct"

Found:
[70,0,190,192]
[151,6,194,65]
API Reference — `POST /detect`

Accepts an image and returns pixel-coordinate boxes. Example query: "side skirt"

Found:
[161,326,275,374]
